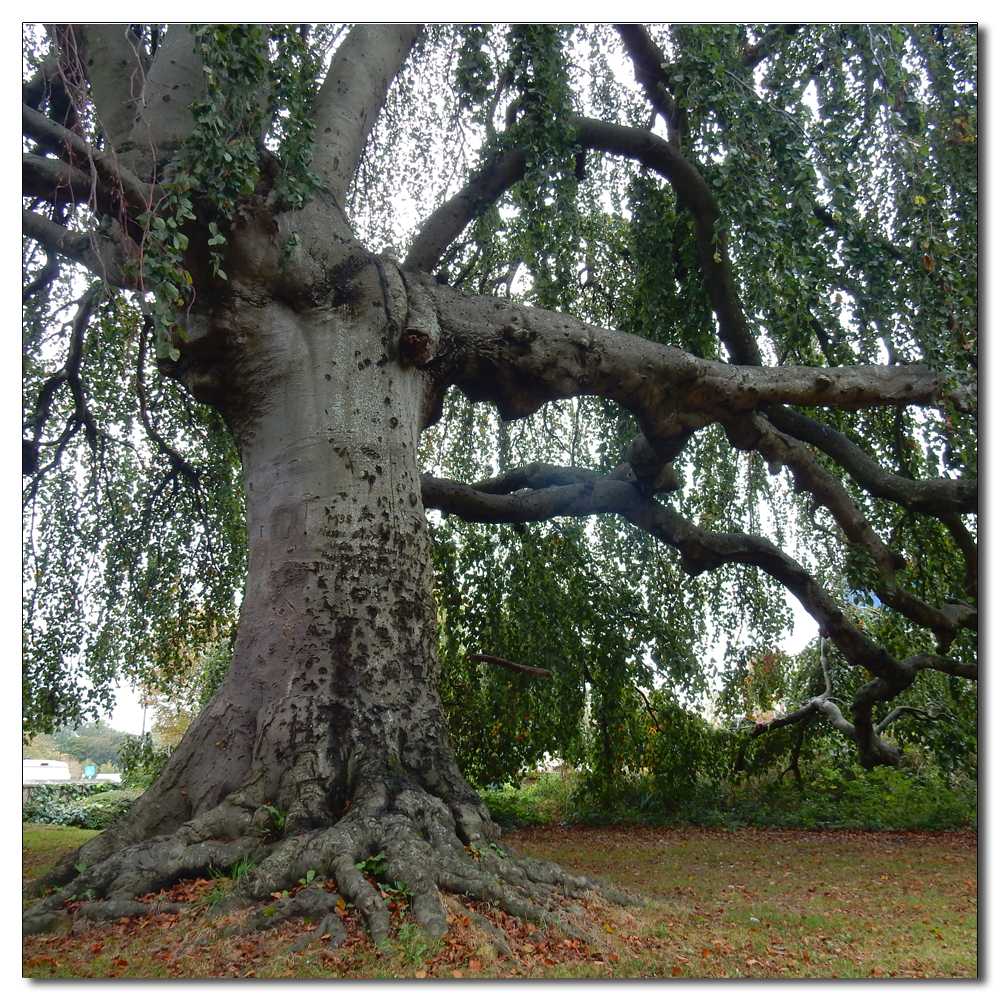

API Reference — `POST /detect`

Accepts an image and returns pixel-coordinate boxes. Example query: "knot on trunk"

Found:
[399,273,441,367]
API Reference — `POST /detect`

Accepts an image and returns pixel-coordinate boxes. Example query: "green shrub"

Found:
[478,772,580,828]
[477,756,977,833]
[23,782,139,829]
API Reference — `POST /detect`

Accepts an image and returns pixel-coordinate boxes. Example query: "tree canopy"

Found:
[22,23,976,939]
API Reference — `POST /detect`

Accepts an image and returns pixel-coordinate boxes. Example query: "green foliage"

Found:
[204,855,261,907]
[717,759,977,833]
[454,24,495,117]
[355,854,389,878]
[116,732,174,790]
[23,293,245,737]
[261,803,287,833]
[23,783,139,830]
[394,921,434,965]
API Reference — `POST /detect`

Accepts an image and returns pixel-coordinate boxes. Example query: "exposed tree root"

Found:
[23,782,640,945]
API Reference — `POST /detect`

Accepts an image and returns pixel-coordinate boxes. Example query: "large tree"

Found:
[23,24,976,938]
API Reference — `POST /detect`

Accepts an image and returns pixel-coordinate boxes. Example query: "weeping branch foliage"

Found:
[23,24,976,786]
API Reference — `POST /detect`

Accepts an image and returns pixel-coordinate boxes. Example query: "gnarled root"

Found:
[23,780,639,945]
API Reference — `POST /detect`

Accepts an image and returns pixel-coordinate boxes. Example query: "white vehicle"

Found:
[22,758,72,783]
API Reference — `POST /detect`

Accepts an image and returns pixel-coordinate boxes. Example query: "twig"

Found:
[467,654,553,678]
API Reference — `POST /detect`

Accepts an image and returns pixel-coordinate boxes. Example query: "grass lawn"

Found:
[23,824,101,885]
[23,822,976,978]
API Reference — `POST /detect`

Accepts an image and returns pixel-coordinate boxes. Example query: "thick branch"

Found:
[22,207,127,285]
[23,152,111,216]
[69,24,147,151]
[310,24,421,206]
[724,409,903,582]
[23,53,62,112]
[749,701,818,735]
[469,461,606,494]
[901,652,977,681]
[726,410,976,649]
[873,588,976,655]
[23,102,154,214]
[764,405,976,515]
[419,276,953,447]
[749,635,907,767]
[422,466,919,691]
[404,147,527,272]
[849,675,912,767]
[423,474,637,524]
[614,25,683,145]
[115,24,205,178]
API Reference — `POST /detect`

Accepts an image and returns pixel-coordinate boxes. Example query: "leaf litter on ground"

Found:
[23,823,976,978]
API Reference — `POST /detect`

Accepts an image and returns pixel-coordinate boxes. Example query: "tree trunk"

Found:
[24,198,621,941]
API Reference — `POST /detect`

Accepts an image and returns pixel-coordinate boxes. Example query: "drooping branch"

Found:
[874,588,977,655]
[748,636,898,766]
[22,251,59,303]
[23,284,106,495]
[819,635,834,697]
[763,402,979,606]
[310,23,421,206]
[875,704,942,735]
[135,315,201,489]
[745,641,976,766]
[938,511,978,599]
[614,24,683,146]
[423,463,975,691]
[406,115,761,366]
[724,409,975,649]
[567,117,761,365]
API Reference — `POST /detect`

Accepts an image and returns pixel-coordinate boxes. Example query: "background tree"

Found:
[23,23,976,940]
[24,721,130,771]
